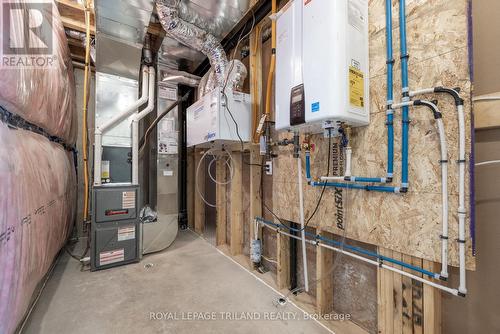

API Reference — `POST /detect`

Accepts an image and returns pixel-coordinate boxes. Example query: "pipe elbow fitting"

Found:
[434,87,464,106]
[400,187,408,193]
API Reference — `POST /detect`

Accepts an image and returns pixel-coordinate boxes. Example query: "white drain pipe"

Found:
[457,103,467,294]
[132,68,156,185]
[297,152,309,292]
[411,87,467,294]
[94,66,150,186]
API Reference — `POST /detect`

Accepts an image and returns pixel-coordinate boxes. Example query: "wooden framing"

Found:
[474,93,500,129]
[377,248,441,334]
[316,230,334,315]
[230,152,243,255]
[276,227,290,289]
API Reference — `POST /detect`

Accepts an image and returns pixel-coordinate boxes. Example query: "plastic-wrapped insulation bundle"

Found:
[0,124,77,334]
[0,0,77,145]
[0,1,77,332]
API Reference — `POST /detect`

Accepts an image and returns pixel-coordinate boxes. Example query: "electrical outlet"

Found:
[265,160,273,175]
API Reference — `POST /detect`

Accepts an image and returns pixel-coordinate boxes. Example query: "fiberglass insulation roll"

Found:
[0,0,77,145]
[0,124,77,334]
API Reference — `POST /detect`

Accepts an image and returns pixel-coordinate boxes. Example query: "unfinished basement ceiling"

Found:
[158,0,251,71]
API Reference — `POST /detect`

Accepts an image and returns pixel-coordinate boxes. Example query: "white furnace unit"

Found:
[187,88,251,148]
[275,0,370,132]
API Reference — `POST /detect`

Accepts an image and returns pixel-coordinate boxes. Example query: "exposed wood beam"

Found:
[230,153,243,256]
[56,0,94,15]
[60,16,95,35]
[56,0,95,34]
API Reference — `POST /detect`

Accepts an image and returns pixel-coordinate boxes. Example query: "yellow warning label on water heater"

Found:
[349,66,365,108]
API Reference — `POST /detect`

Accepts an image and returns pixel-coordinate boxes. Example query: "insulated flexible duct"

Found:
[156,0,228,88]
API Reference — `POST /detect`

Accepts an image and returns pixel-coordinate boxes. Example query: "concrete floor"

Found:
[22,230,329,334]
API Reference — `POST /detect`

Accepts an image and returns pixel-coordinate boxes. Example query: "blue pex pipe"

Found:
[386,0,395,178]
[255,217,438,279]
[311,181,400,193]
[399,0,410,188]
[350,177,386,183]
[305,151,311,182]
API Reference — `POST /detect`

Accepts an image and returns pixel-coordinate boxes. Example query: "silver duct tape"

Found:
[198,71,210,97]
[156,0,228,88]
[225,59,248,92]
[199,59,248,96]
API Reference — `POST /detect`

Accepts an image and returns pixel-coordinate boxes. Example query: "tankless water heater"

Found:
[275,0,370,132]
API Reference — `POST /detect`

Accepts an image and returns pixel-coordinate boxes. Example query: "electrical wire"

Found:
[195,147,235,207]
[303,130,332,228]
[219,10,261,167]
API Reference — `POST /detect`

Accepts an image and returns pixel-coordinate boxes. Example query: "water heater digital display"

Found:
[290,84,305,126]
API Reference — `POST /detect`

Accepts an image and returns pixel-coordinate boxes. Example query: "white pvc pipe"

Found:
[391,100,414,109]
[475,160,500,166]
[131,68,156,185]
[409,88,434,97]
[436,117,449,278]
[472,96,500,102]
[345,146,352,177]
[258,221,460,296]
[94,66,150,185]
[320,176,345,181]
[297,153,309,292]
[457,104,467,294]
[320,145,352,181]
[411,88,467,294]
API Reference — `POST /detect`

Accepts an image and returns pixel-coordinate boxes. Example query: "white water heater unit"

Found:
[275,0,370,132]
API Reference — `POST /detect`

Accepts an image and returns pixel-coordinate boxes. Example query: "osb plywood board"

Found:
[272,0,474,269]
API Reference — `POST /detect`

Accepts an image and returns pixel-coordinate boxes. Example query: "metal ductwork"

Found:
[161,68,201,87]
[95,0,155,79]
[156,0,228,88]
